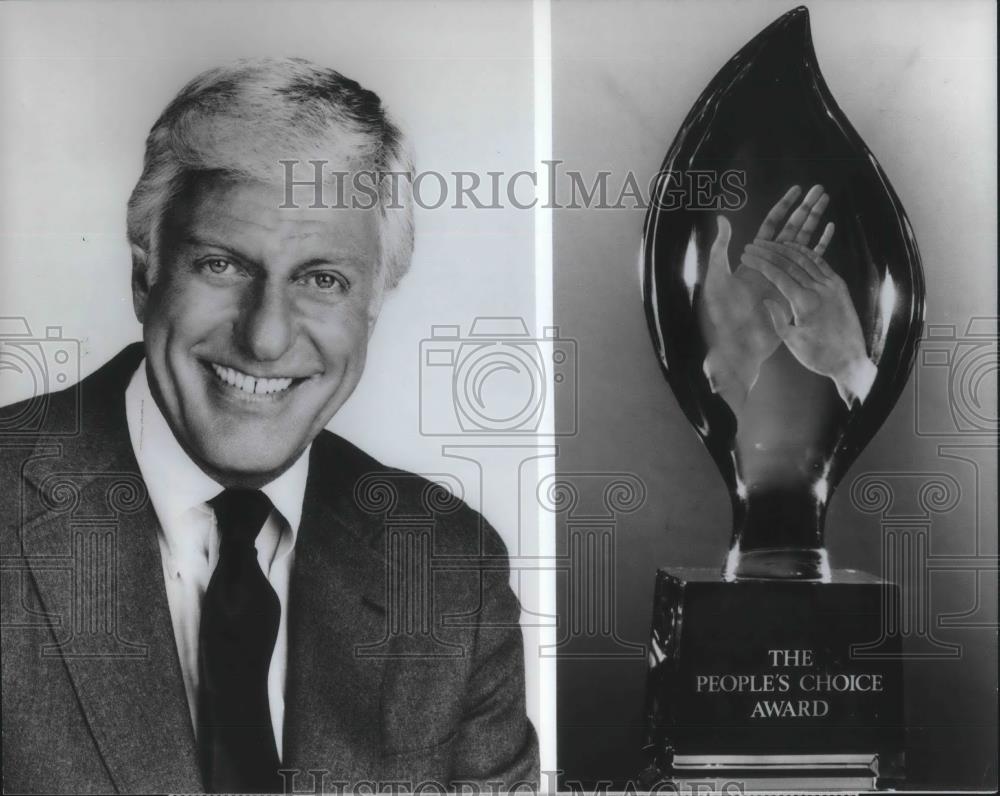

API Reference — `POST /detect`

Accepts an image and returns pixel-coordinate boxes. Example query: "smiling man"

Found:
[1,58,538,794]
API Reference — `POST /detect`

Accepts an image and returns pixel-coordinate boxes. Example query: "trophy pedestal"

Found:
[641,568,904,791]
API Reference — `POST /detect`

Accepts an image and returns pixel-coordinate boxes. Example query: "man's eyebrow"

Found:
[182,235,257,264]
[293,256,369,271]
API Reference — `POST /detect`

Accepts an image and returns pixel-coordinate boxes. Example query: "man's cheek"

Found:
[313,311,370,356]
[171,284,237,332]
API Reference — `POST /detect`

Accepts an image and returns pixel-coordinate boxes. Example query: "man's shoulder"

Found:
[1,344,142,470]
[308,429,509,560]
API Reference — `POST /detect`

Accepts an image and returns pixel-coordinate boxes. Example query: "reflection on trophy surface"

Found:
[697,183,884,579]
[702,183,876,414]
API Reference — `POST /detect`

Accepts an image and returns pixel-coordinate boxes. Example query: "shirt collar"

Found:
[125,359,310,549]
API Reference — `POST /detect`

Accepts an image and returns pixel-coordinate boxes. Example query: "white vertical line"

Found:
[533,0,556,786]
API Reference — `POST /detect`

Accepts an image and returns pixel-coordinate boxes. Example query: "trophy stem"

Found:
[726,485,829,580]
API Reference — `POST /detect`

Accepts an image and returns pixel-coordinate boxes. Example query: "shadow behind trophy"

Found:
[638,7,924,791]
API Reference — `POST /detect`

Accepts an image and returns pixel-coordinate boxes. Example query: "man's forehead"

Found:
[167,173,379,243]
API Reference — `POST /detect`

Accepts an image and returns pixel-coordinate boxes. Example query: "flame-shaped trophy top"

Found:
[641,6,925,580]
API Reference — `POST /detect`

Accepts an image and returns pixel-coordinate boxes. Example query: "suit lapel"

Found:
[282,443,391,780]
[19,346,202,792]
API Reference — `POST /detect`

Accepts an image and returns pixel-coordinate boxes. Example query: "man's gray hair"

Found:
[127,57,414,292]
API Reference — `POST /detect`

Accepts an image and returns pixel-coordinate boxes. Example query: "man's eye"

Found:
[200,257,237,275]
[303,272,347,292]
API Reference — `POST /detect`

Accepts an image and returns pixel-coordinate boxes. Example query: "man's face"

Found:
[135,173,380,486]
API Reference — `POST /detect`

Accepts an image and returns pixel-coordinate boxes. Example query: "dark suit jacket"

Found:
[1,345,538,794]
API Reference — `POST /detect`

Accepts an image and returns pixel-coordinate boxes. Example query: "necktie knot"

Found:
[209,489,273,549]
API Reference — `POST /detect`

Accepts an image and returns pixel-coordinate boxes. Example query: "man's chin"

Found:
[190,439,309,488]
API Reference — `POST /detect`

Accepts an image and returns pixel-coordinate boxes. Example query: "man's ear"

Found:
[131,244,153,324]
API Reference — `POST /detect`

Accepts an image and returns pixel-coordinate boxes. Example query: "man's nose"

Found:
[238,280,295,362]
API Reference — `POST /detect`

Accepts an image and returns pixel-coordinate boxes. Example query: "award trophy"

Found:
[639,7,923,790]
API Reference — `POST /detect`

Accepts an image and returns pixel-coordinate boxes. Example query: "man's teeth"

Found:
[210,363,294,395]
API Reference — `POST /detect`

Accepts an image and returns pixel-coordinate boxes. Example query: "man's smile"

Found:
[204,360,314,401]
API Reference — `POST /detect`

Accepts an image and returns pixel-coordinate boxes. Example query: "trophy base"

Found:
[725,546,830,581]
[642,568,904,790]
[639,753,882,792]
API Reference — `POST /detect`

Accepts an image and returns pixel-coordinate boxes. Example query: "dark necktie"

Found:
[198,488,283,793]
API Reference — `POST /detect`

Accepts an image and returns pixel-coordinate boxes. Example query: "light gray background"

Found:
[553,0,997,788]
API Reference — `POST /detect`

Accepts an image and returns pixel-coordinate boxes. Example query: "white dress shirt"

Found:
[125,361,309,760]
